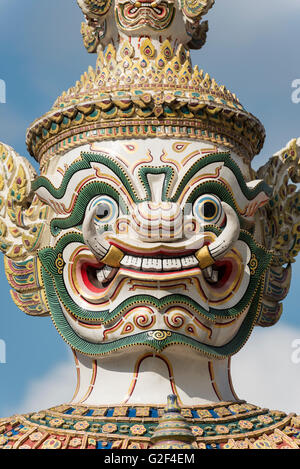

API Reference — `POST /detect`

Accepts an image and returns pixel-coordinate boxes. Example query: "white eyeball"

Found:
[89,196,119,227]
[193,194,224,226]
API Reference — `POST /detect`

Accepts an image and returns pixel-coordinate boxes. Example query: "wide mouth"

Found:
[118,1,174,27]
[126,3,167,16]
[81,253,233,292]
[65,237,248,313]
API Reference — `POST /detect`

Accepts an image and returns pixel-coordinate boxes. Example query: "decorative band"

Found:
[38,119,253,172]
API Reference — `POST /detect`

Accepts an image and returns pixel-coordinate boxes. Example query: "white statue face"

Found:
[34,138,272,358]
[78,0,213,48]
[115,0,179,34]
[113,0,193,46]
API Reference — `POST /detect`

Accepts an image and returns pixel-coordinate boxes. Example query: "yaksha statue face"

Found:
[115,0,176,32]
[3,0,300,452]
[2,0,300,373]
[78,0,215,50]
[26,138,271,358]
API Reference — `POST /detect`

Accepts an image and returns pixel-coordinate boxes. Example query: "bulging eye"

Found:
[89,196,119,226]
[193,194,224,226]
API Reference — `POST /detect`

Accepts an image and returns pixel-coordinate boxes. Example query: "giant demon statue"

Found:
[0,0,300,450]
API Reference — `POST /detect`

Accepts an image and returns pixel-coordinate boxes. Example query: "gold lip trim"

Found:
[105,232,213,255]
[195,245,215,269]
[101,245,125,267]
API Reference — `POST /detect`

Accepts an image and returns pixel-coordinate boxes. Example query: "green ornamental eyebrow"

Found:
[33,152,140,203]
[49,182,128,236]
[170,152,272,202]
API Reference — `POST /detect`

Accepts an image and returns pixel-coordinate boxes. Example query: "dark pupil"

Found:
[202,202,216,219]
[96,204,110,219]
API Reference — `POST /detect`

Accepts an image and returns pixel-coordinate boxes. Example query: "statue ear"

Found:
[0,142,50,317]
[180,0,215,22]
[256,264,291,327]
[240,179,270,220]
[255,138,300,327]
[77,0,112,18]
[0,142,48,259]
[77,0,114,53]
[257,138,300,265]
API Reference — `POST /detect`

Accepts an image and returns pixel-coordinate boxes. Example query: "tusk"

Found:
[101,245,124,268]
[195,202,240,269]
[82,206,124,267]
[209,202,240,259]
[82,206,110,257]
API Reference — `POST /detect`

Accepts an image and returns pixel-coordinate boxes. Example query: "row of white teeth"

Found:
[122,254,198,271]
[96,256,219,283]
[129,6,162,14]
[130,1,161,6]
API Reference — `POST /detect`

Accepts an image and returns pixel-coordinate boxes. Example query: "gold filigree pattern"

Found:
[1,401,300,450]
[148,330,172,341]
[249,254,258,276]
[26,39,265,163]
[55,253,65,275]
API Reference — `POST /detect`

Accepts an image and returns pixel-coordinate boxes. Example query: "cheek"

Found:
[184,219,200,236]
[115,218,130,235]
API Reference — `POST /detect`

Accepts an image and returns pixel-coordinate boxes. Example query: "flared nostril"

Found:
[132,202,184,241]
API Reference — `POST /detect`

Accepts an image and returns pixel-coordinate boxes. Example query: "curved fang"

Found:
[82,207,124,267]
[195,202,240,269]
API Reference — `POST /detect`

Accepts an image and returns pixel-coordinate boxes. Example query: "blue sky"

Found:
[0,0,300,416]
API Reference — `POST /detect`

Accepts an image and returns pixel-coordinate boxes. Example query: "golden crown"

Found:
[26,0,265,168]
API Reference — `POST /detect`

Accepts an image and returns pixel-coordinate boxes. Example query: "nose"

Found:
[132,201,183,242]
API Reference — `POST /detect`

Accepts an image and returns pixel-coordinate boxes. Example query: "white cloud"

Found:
[232,324,300,415]
[8,358,76,416]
